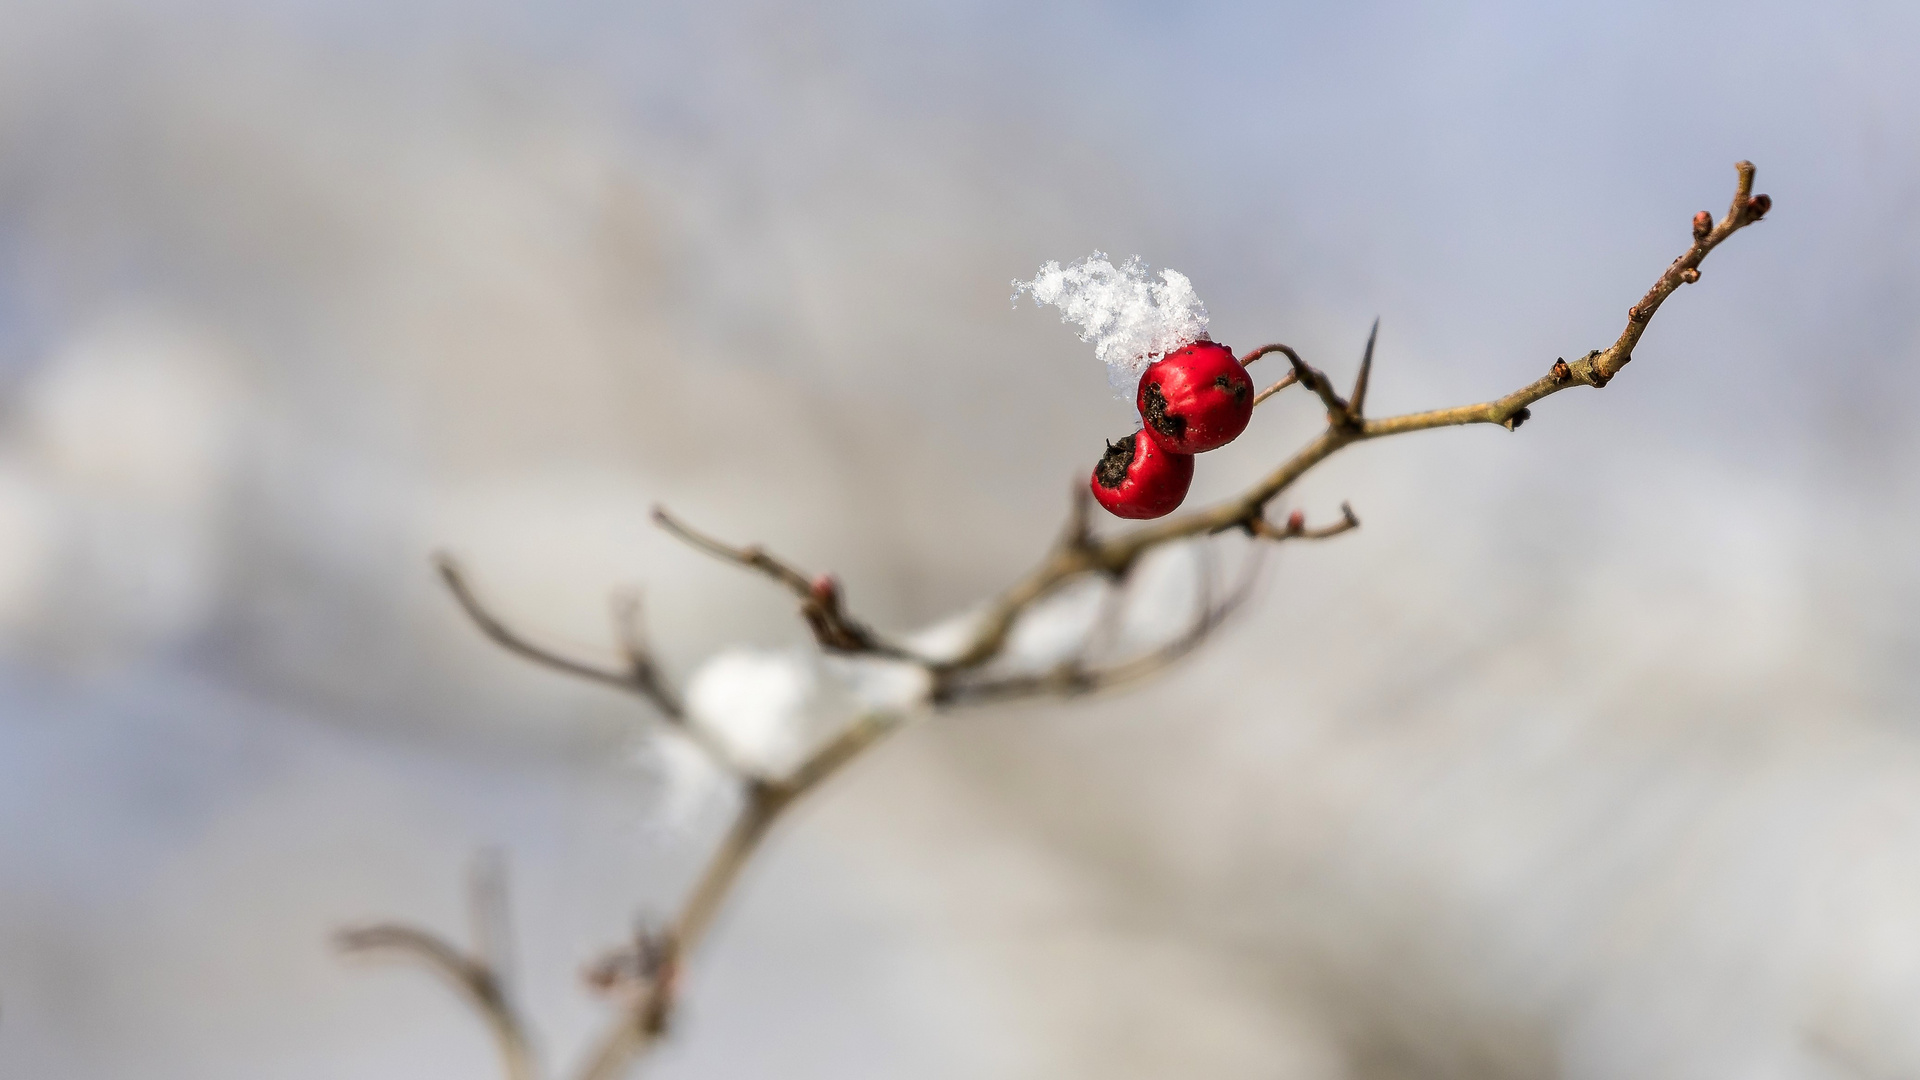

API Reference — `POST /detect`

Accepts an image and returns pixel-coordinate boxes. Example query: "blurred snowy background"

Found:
[1,1,1918,1077]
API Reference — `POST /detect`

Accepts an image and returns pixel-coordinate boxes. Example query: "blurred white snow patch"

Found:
[903,605,990,664]
[23,311,243,511]
[687,647,932,776]
[1013,252,1210,398]
[1118,542,1211,650]
[1003,577,1110,670]
[630,726,731,831]
[825,653,934,716]
[0,310,248,657]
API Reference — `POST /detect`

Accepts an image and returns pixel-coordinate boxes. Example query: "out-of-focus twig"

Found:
[434,554,758,779]
[338,859,539,1080]
[651,507,913,659]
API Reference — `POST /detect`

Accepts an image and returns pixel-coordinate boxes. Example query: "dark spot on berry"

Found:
[1094,434,1137,489]
[1215,373,1250,402]
[1141,382,1185,440]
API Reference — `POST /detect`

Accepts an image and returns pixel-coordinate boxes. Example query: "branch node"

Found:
[1549,358,1572,385]
[1679,267,1700,284]
[1692,210,1713,240]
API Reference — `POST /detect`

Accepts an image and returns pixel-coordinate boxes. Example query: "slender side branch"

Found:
[1252,371,1298,407]
[938,545,1262,707]
[1280,346,1355,425]
[338,925,537,1080]
[1247,502,1361,543]
[436,554,756,778]
[651,507,913,659]
[573,707,904,1080]
[437,554,662,705]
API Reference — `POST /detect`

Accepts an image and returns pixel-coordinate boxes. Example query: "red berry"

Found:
[1090,430,1194,519]
[1137,341,1255,454]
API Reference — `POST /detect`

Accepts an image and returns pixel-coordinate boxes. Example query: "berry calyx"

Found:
[1136,341,1255,454]
[1090,431,1194,519]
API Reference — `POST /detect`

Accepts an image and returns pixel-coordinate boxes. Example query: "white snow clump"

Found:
[684,646,931,777]
[1013,252,1210,398]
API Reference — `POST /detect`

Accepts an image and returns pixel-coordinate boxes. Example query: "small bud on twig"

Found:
[1286,509,1305,534]
[1679,267,1700,284]
[1746,193,1771,220]
[1692,211,1712,240]
[809,574,838,605]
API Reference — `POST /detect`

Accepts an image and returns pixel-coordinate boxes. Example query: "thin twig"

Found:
[1252,371,1298,407]
[572,708,904,1080]
[1239,343,1296,366]
[437,554,654,703]
[651,507,913,659]
[435,554,756,778]
[1247,502,1361,543]
[338,923,539,1080]
[610,590,680,716]
[937,544,1262,707]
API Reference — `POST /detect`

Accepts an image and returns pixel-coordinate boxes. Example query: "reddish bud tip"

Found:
[1746,193,1771,219]
[1679,267,1700,284]
[809,574,838,603]
[1692,211,1713,240]
[1285,510,1306,534]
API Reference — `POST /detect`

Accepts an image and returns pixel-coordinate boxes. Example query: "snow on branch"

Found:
[1014,252,1211,398]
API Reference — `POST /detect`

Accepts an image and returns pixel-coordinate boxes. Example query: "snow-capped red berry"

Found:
[1090,431,1194,519]
[1137,341,1255,454]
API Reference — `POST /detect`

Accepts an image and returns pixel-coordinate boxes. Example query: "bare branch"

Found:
[1238,342,1297,366]
[610,590,680,716]
[652,506,914,659]
[1252,371,1298,407]
[437,554,652,702]
[1247,502,1361,543]
[436,554,758,778]
[338,921,538,1080]
[938,545,1261,707]
[1269,343,1353,425]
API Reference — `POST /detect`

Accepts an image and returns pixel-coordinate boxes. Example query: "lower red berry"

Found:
[1137,341,1254,454]
[1090,430,1194,519]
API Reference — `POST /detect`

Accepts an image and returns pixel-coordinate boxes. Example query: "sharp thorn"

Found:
[1349,317,1379,420]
